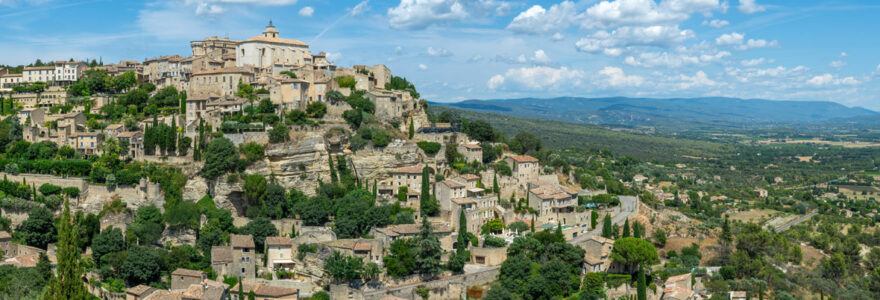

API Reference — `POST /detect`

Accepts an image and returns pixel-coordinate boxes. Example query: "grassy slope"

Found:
[434,106,730,161]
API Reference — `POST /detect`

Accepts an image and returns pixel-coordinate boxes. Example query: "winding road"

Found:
[774,209,818,233]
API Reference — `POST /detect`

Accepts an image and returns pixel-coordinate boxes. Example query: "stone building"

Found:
[265,236,293,270]
[188,67,255,98]
[211,234,256,280]
[231,282,298,300]
[389,165,424,195]
[458,143,483,163]
[236,22,310,72]
[171,268,206,291]
[528,183,578,225]
[143,55,184,89]
[505,155,540,184]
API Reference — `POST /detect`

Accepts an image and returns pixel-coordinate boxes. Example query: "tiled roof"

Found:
[233,282,298,298]
[391,165,423,174]
[230,234,255,248]
[353,243,372,251]
[265,236,292,247]
[452,198,475,205]
[211,246,232,263]
[460,174,480,181]
[193,67,253,76]
[663,287,695,300]
[24,66,55,71]
[530,184,578,200]
[240,36,308,47]
[118,131,141,138]
[143,290,182,300]
[665,273,691,285]
[171,268,205,278]
[378,223,451,237]
[0,231,10,239]
[509,155,539,163]
[441,180,465,188]
[126,285,155,296]
[461,144,482,150]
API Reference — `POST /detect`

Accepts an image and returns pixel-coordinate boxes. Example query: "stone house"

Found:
[17,107,45,126]
[322,238,384,265]
[104,124,124,140]
[528,183,578,225]
[580,236,614,273]
[69,131,102,155]
[171,268,206,291]
[371,223,453,251]
[470,246,507,266]
[125,285,156,300]
[389,165,424,195]
[188,67,255,98]
[436,179,467,212]
[366,88,418,123]
[118,131,143,158]
[0,231,11,256]
[142,55,184,89]
[505,155,540,184]
[458,143,483,163]
[236,23,310,71]
[211,234,256,280]
[0,73,22,90]
[265,236,293,270]
[231,282,298,300]
[664,273,692,291]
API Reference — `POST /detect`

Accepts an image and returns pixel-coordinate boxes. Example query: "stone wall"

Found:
[331,266,501,300]
[224,132,270,146]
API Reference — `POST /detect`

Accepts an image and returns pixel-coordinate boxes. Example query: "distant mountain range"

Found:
[432,97,877,131]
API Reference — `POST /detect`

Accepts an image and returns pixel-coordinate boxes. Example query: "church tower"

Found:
[262,20,279,38]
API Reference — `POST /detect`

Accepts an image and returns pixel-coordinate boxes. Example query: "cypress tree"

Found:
[238,279,244,300]
[591,210,599,229]
[408,117,414,139]
[419,166,435,217]
[457,209,468,250]
[601,214,613,238]
[622,218,631,238]
[328,155,337,183]
[530,215,535,233]
[168,117,177,153]
[372,179,378,200]
[636,265,646,300]
[43,198,87,300]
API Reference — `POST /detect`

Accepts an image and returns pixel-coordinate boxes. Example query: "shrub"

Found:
[297,244,318,260]
[416,141,441,155]
[61,187,80,198]
[306,101,326,118]
[38,183,62,196]
[483,235,506,247]
[335,76,356,89]
[240,142,265,163]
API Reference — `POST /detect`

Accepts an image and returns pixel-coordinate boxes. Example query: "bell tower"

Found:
[262,20,279,38]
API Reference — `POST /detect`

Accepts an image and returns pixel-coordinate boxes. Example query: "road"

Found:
[571,195,639,244]
[774,209,818,233]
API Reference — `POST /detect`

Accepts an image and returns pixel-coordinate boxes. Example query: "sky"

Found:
[1,0,880,109]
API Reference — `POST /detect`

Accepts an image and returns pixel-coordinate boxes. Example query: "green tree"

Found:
[269,121,289,143]
[610,237,659,270]
[324,251,364,282]
[243,174,267,213]
[384,238,418,277]
[306,101,326,118]
[202,137,238,180]
[591,210,599,229]
[43,199,87,300]
[622,219,631,238]
[652,229,667,247]
[601,214,613,238]
[408,117,414,139]
[637,265,647,300]
[17,206,57,249]
[240,142,265,163]
[416,218,443,277]
[130,206,164,246]
[239,218,278,252]
[419,166,438,217]
[92,226,125,266]
[721,217,733,245]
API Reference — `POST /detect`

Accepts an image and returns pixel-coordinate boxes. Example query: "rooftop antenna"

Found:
[269,19,273,26]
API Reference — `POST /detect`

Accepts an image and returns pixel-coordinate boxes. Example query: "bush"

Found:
[335,76,356,89]
[62,187,80,198]
[416,141,441,155]
[306,101,326,118]
[483,235,507,247]
[38,183,62,196]
[240,142,265,163]
[297,244,318,260]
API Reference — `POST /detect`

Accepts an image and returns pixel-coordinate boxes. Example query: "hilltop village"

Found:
[0,22,865,300]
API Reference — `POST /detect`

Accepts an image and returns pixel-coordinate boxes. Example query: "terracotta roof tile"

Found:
[171,268,205,278]
[391,165,423,174]
[211,246,232,263]
[230,234,255,248]
[265,236,292,247]
[126,285,155,297]
[509,155,539,163]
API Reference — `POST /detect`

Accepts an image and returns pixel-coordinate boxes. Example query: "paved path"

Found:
[774,209,818,232]
[571,195,639,244]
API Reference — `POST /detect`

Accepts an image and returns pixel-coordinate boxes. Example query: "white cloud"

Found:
[426,46,452,57]
[738,0,764,14]
[388,0,510,30]
[599,66,644,86]
[583,0,720,29]
[678,70,717,89]
[326,52,342,62]
[487,66,585,90]
[877,64,880,71]
[624,49,730,68]
[506,1,579,34]
[830,60,847,68]
[701,19,728,28]
[740,58,772,66]
[715,32,777,50]
[350,1,369,16]
[576,25,694,53]
[298,6,314,17]
[807,74,859,86]
[468,55,483,62]
[418,63,428,70]
[551,33,565,41]
[532,49,551,63]
[394,46,404,54]
[487,74,505,89]
[184,0,298,15]
[715,32,743,46]
[840,52,847,57]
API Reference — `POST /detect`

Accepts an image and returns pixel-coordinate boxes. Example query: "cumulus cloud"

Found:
[715,32,777,50]
[426,46,452,57]
[418,64,428,70]
[388,0,510,30]
[532,50,551,63]
[599,66,644,86]
[807,74,859,86]
[830,60,847,68]
[576,25,694,54]
[877,64,880,71]
[701,19,728,28]
[737,0,764,14]
[506,1,579,34]
[551,33,565,41]
[678,70,717,89]
[583,0,720,29]
[487,66,585,90]
[298,6,314,17]
[840,52,847,57]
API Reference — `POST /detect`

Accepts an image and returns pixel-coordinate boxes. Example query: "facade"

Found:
[389,165,424,195]
[126,285,156,300]
[52,61,86,84]
[236,23,310,71]
[265,236,293,270]
[143,55,184,89]
[191,36,239,61]
[528,183,578,224]
[580,236,614,273]
[0,74,22,89]
[230,234,256,280]
[458,143,483,163]
[506,155,540,184]
[322,239,384,265]
[22,66,55,82]
[189,67,254,98]
[69,131,102,155]
[365,88,418,123]
[371,223,452,250]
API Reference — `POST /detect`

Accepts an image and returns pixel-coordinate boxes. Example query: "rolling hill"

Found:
[434,97,877,132]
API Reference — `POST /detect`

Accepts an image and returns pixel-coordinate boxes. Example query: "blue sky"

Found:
[2,0,880,109]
